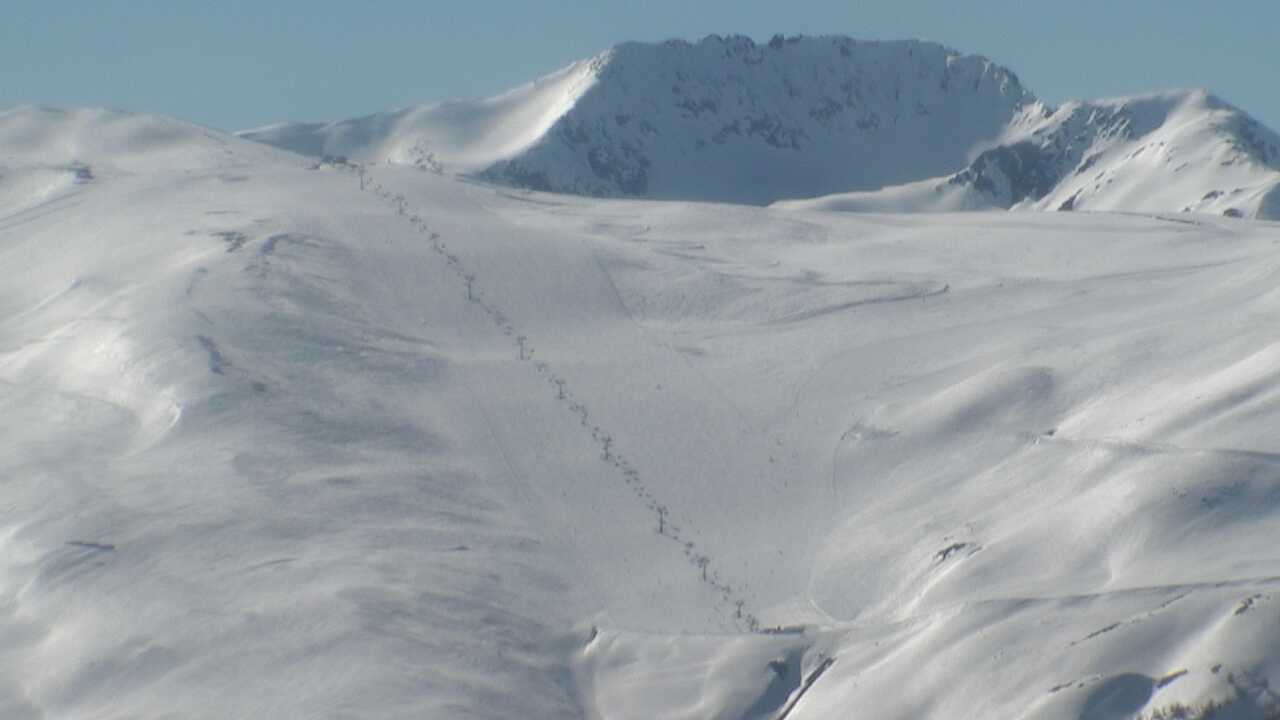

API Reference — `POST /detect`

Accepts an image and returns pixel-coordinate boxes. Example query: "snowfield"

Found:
[4,93,1280,719]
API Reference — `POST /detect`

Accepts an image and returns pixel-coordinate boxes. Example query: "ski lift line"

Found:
[360,168,763,633]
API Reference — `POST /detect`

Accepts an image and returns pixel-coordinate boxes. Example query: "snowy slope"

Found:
[0,106,295,223]
[780,90,1280,220]
[0,105,288,175]
[240,35,1033,204]
[6,105,1280,718]
[239,55,604,178]
[0,114,589,718]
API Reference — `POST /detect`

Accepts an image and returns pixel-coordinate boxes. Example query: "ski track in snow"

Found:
[361,169,763,632]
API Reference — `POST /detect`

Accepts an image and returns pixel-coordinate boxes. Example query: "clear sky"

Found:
[3,1,1277,133]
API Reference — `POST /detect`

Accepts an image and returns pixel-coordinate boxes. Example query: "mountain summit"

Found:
[240,35,1280,218]
[240,35,1032,204]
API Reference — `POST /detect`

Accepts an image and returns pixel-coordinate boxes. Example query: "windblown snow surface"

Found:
[5,102,1280,719]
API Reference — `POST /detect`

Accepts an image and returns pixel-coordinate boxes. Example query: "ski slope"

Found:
[3,106,1280,718]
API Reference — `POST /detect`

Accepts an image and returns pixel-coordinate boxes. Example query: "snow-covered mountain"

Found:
[6,100,1280,718]
[11,32,1280,718]
[241,36,1280,219]
[240,35,1034,204]
[783,89,1280,219]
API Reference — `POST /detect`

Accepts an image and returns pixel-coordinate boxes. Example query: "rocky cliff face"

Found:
[482,35,1033,203]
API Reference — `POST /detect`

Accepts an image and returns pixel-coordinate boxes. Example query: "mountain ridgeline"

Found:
[482,36,1033,203]
[240,35,1280,218]
[945,90,1280,217]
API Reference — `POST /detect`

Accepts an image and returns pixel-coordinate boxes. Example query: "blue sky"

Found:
[3,1,1277,132]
